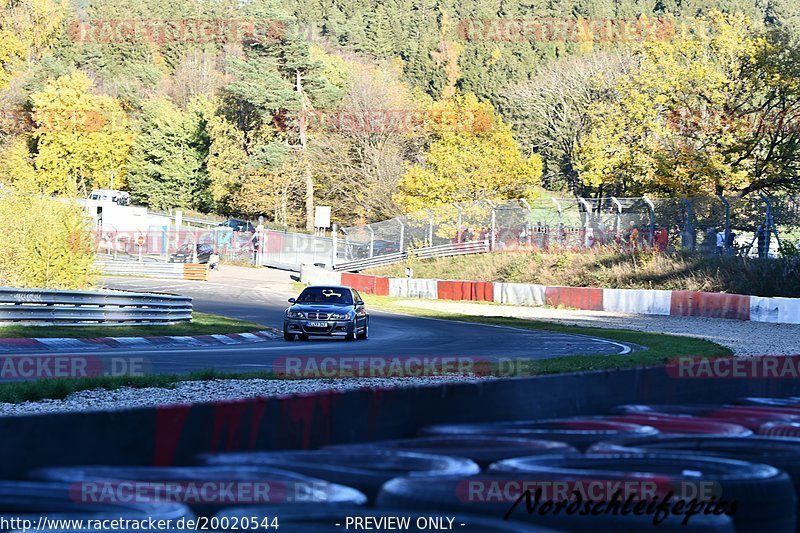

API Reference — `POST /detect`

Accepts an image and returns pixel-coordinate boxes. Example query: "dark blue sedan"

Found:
[283,285,369,341]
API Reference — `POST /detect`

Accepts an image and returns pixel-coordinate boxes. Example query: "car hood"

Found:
[288,303,353,313]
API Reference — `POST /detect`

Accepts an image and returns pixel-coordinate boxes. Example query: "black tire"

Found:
[589,434,800,519]
[759,422,800,437]
[376,473,734,532]
[216,505,558,532]
[419,418,660,451]
[283,329,295,341]
[738,397,800,408]
[613,404,800,430]
[325,436,579,469]
[604,415,751,437]
[344,322,355,341]
[28,465,367,515]
[299,333,309,341]
[489,453,796,533]
[0,480,193,522]
[356,320,368,340]
[197,450,479,503]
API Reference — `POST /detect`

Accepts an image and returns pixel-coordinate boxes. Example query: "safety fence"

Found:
[301,266,800,325]
[0,287,192,325]
[95,194,800,272]
[342,195,800,260]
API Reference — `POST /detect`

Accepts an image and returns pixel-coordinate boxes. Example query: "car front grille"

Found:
[307,312,329,320]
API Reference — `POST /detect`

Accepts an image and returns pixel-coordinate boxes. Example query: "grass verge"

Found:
[364,294,732,375]
[0,312,269,338]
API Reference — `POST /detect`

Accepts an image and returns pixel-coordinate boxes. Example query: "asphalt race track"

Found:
[12,272,633,375]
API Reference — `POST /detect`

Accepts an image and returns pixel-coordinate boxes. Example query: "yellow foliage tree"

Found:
[396,94,542,212]
[577,12,774,195]
[31,71,134,195]
[0,0,67,89]
[0,191,97,289]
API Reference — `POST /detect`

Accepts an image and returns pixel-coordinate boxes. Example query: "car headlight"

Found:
[287,311,306,319]
[329,312,350,320]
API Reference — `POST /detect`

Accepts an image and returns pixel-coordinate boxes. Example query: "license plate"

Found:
[306,321,327,328]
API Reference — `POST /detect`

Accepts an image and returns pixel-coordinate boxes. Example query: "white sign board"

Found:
[314,206,332,229]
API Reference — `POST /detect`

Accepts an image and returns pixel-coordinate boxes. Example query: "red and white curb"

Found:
[0,330,279,352]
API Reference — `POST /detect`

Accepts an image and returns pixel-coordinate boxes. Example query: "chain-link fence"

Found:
[341,194,800,260]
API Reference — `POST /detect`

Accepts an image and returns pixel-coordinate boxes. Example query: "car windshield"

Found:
[296,287,353,305]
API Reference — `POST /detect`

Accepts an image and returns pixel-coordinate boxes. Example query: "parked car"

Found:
[218,219,255,232]
[170,243,214,263]
[283,285,369,341]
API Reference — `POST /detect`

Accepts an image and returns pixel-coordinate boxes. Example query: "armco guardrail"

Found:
[0,287,192,325]
[413,240,489,260]
[96,259,208,281]
[333,252,407,272]
[333,241,489,272]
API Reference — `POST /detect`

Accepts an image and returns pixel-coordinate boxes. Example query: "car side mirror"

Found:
[288,298,296,303]
[355,300,364,306]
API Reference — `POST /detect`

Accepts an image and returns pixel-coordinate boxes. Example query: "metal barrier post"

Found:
[331,223,338,268]
[550,197,563,246]
[718,195,731,255]
[519,198,533,248]
[367,226,375,258]
[453,204,463,242]
[485,199,496,250]
[681,199,696,250]
[427,209,434,247]
[611,197,623,241]
[643,195,656,247]
[578,197,592,248]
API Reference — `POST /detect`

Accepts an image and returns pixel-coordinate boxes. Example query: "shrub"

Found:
[0,192,98,289]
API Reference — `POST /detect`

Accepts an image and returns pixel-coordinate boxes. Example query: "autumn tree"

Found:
[311,60,426,223]
[577,12,800,196]
[31,70,133,195]
[501,51,632,193]
[395,94,542,211]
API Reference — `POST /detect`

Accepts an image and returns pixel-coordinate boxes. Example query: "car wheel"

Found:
[283,328,295,341]
[357,321,368,340]
[345,323,356,341]
[299,333,309,341]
